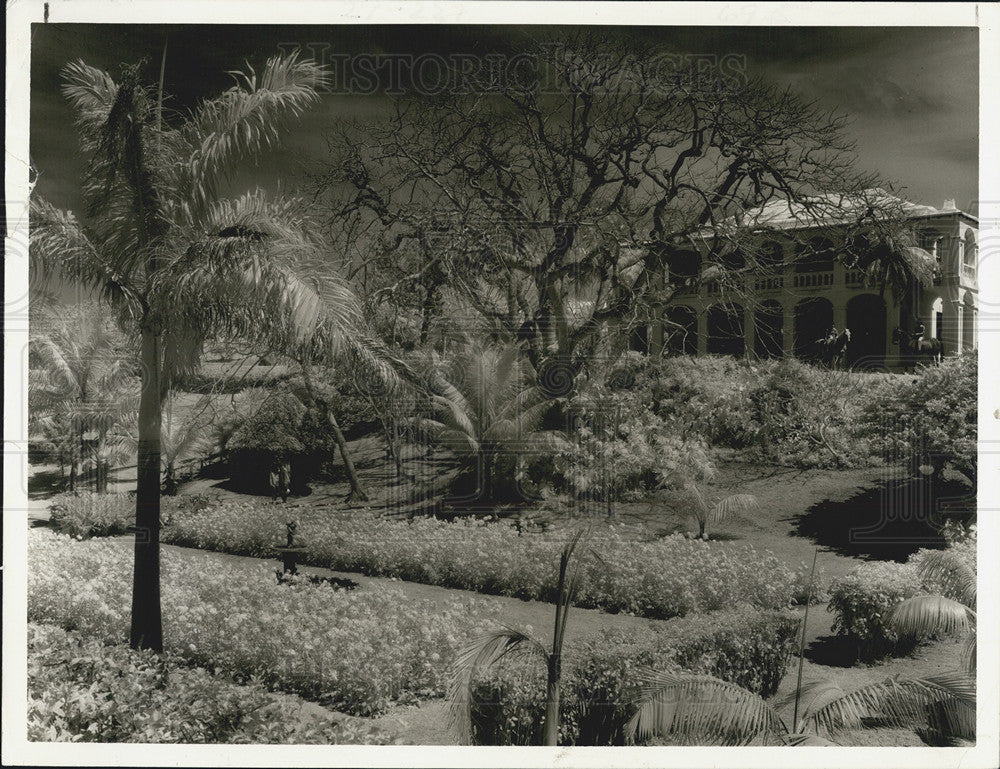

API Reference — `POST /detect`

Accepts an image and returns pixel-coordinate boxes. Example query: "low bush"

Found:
[469,607,800,745]
[27,623,397,743]
[827,534,976,659]
[827,561,921,659]
[28,530,498,716]
[161,502,796,620]
[47,491,133,538]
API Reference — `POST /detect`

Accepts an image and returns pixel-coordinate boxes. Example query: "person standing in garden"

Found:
[279,461,291,503]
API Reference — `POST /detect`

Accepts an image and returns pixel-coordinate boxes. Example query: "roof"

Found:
[739,189,976,231]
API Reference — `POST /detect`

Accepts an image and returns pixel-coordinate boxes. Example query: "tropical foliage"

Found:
[410,343,568,503]
[861,354,977,485]
[458,608,799,745]
[29,50,386,650]
[625,667,973,746]
[29,306,136,492]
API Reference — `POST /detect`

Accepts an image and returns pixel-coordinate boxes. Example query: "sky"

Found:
[29,24,979,216]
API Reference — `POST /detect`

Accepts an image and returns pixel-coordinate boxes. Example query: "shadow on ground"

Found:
[791,477,974,562]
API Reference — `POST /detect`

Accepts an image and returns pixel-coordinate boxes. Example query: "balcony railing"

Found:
[844,270,866,287]
[792,271,834,289]
[753,276,784,291]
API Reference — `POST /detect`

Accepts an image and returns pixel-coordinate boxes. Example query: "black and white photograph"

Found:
[3,2,998,766]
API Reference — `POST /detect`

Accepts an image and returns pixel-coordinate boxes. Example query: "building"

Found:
[637,192,978,371]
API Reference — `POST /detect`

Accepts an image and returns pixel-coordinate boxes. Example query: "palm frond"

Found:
[29,198,142,315]
[61,60,119,149]
[803,675,975,739]
[710,493,759,525]
[447,627,547,745]
[180,53,328,221]
[625,671,786,746]
[890,595,973,638]
[775,679,847,726]
[915,550,976,607]
[151,190,363,361]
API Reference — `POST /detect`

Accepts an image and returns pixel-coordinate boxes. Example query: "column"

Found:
[696,308,708,355]
[782,305,795,358]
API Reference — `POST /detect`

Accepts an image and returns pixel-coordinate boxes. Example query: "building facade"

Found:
[639,197,978,371]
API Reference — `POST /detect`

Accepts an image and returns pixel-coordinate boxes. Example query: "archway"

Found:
[663,305,697,356]
[707,303,745,356]
[845,294,887,369]
[794,297,833,362]
[754,301,783,358]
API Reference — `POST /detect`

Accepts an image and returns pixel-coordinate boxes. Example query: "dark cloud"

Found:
[30,24,979,214]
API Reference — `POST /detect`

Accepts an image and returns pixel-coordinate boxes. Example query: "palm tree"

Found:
[411,343,567,503]
[30,50,375,651]
[29,308,136,492]
[449,530,586,746]
[679,481,759,540]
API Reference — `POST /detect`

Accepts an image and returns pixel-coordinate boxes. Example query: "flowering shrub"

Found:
[28,530,498,716]
[161,502,795,619]
[469,607,799,745]
[27,623,398,743]
[47,491,133,538]
[860,355,976,484]
[827,533,976,659]
[601,353,882,468]
[826,561,921,659]
[789,560,828,605]
[555,381,714,500]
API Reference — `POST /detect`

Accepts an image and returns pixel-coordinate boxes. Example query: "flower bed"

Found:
[27,623,398,743]
[160,502,795,619]
[28,530,498,716]
[468,607,800,745]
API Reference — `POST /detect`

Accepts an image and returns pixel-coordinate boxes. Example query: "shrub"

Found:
[27,623,398,743]
[556,381,715,501]
[827,561,922,658]
[600,353,882,468]
[47,491,133,538]
[860,355,976,485]
[28,530,498,716]
[469,607,800,745]
[160,501,796,620]
[827,534,977,661]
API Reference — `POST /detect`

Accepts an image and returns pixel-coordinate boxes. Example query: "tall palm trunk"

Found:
[131,325,163,651]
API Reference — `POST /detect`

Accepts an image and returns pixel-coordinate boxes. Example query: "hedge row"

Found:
[469,607,800,745]
[158,500,796,620]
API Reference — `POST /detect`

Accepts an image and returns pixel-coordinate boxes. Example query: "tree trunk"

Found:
[542,654,561,746]
[130,326,163,651]
[298,361,369,502]
[328,411,369,502]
